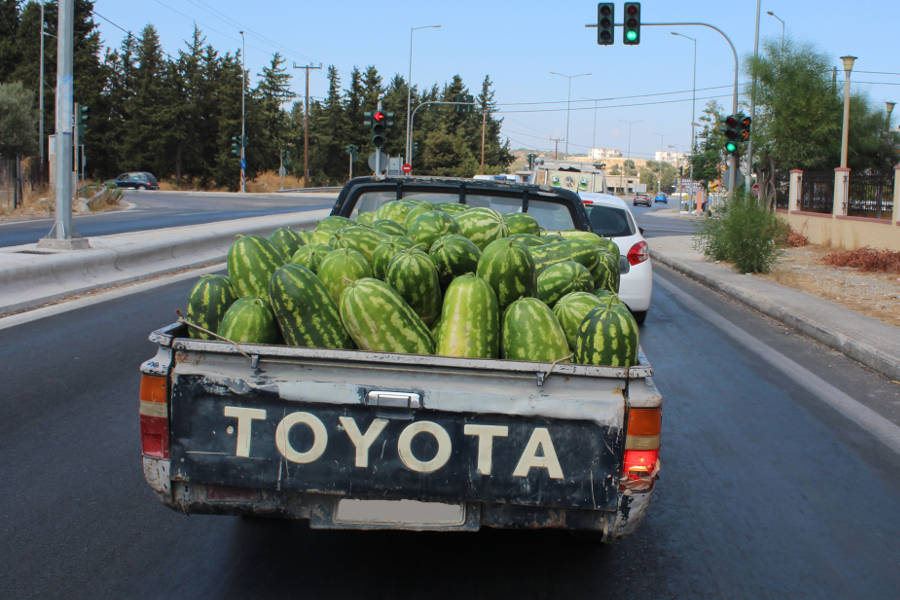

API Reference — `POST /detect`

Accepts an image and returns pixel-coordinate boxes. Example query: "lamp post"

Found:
[839,55,856,169]
[766,11,785,49]
[671,32,697,210]
[550,71,591,158]
[886,101,896,131]
[652,132,666,193]
[582,97,600,159]
[239,30,246,193]
[405,24,441,165]
[618,119,641,194]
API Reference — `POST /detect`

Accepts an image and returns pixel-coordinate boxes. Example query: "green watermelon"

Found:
[371,236,415,279]
[295,230,314,245]
[501,297,571,363]
[503,212,541,235]
[289,243,332,273]
[218,296,281,344]
[371,219,407,236]
[536,260,595,307]
[227,234,285,299]
[339,278,435,354]
[268,264,353,349]
[591,249,621,293]
[355,211,377,227]
[329,225,389,263]
[309,228,336,246]
[384,249,442,326]
[508,233,546,248]
[454,206,509,250]
[547,230,605,246]
[268,227,304,260]
[428,234,482,288]
[316,215,354,234]
[475,238,536,309]
[435,273,499,359]
[403,203,433,229]
[185,274,237,339]
[574,300,640,367]
[317,248,373,305]
[530,239,601,274]
[407,210,461,249]
[434,202,469,215]
[552,291,605,349]
[375,200,417,224]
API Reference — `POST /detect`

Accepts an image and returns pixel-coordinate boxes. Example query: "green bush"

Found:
[693,194,788,273]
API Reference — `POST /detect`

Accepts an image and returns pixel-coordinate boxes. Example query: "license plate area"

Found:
[334,499,466,527]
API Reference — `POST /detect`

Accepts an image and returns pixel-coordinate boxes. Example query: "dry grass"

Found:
[823,247,900,273]
[245,170,306,193]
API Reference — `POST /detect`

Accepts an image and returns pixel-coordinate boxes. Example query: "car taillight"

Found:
[627,240,649,266]
[140,374,170,458]
[622,407,660,491]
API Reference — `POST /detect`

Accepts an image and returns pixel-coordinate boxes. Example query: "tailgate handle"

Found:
[366,391,421,409]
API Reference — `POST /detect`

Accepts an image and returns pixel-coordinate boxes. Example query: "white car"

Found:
[579,192,653,324]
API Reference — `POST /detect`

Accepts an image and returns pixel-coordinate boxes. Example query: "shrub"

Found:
[693,194,789,273]
[786,229,808,247]
[823,247,900,273]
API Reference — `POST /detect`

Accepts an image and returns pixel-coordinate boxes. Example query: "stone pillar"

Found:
[789,169,803,211]
[833,167,851,217]
[893,164,899,224]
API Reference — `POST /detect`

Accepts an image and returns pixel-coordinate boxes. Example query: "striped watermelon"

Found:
[218,296,281,344]
[316,215,354,234]
[475,238,536,309]
[317,248,373,305]
[384,249,443,326]
[227,234,286,299]
[454,207,509,250]
[289,243,332,273]
[403,203,433,229]
[435,273,499,359]
[407,209,461,249]
[552,291,605,349]
[375,200,417,224]
[371,236,415,279]
[296,230,314,245]
[329,225,389,263]
[268,264,353,349]
[536,260,595,307]
[503,212,541,235]
[355,211,377,227]
[268,227,304,259]
[371,219,407,236]
[574,300,640,367]
[591,249,621,293]
[434,202,469,215]
[428,233,482,288]
[501,297,571,363]
[507,233,545,248]
[547,230,605,246]
[339,278,435,354]
[309,228,337,246]
[530,239,600,274]
[185,274,237,339]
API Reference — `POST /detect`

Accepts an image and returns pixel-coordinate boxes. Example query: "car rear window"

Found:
[585,205,635,237]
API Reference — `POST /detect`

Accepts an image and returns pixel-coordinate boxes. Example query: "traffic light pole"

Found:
[586,20,740,199]
[408,100,478,166]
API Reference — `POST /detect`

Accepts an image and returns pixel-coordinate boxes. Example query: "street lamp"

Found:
[618,119,641,194]
[405,24,441,165]
[239,30,246,193]
[652,132,666,193]
[766,11,785,49]
[581,96,600,159]
[550,71,591,158]
[839,55,856,169]
[886,101,896,131]
[671,32,697,210]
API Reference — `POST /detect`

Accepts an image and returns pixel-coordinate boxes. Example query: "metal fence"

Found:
[847,173,893,219]
[800,171,834,214]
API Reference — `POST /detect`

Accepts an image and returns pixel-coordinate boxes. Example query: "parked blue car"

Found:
[653,193,668,204]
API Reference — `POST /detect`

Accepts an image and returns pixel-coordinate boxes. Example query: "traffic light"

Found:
[739,114,752,141]
[411,141,419,159]
[724,114,741,154]
[623,2,641,45]
[76,103,89,137]
[230,136,241,157]
[597,3,614,45]
[371,110,386,148]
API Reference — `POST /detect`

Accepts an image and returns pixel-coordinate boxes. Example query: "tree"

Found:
[0,81,38,207]
[690,100,727,189]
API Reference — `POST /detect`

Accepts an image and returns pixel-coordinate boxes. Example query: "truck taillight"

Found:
[627,240,649,266]
[623,407,660,489]
[140,374,170,459]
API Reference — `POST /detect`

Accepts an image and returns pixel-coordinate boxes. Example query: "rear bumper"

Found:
[142,456,655,541]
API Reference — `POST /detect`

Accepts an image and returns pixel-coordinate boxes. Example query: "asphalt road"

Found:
[2,264,897,599]
[0,191,336,247]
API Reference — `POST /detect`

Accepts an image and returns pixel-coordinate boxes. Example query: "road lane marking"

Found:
[655,274,900,457]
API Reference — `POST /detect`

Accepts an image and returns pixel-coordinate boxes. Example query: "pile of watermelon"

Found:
[184,200,639,367]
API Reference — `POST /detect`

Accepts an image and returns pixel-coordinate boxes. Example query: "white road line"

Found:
[0,263,225,331]
[655,274,900,457]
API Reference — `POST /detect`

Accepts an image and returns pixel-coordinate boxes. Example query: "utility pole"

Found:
[239,31,246,193]
[38,1,45,177]
[550,137,563,160]
[294,62,322,187]
[480,105,487,172]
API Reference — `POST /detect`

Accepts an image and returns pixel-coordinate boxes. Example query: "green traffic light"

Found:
[626,30,637,42]
[726,141,737,153]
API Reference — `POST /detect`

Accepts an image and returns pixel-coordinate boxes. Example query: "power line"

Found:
[853,70,900,76]
[496,83,739,107]
[496,93,732,114]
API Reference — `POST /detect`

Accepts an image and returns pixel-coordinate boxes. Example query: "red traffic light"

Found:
[626,4,638,15]
[725,115,739,127]
[373,111,386,122]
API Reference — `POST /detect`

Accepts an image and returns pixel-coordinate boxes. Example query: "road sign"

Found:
[402,162,412,174]
[752,183,760,197]
[240,158,247,170]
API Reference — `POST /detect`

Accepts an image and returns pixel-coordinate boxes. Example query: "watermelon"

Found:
[475,238,536,309]
[317,248,373,305]
[574,300,640,367]
[289,243,332,273]
[375,200,417,224]
[435,273,499,359]
[508,233,546,248]
[355,211,377,227]
[218,296,281,344]
[503,212,541,235]
[403,203,433,229]
[407,210,461,249]
[268,264,353,349]
[185,274,237,339]
[316,215,354,234]
[428,234,482,288]
[329,225,389,263]
[454,206,509,250]
[371,236,415,279]
[536,260,595,307]
[501,298,571,363]
[434,202,469,215]
[309,228,337,246]
[371,219,407,236]
[591,249,621,293]
[295,230,314,245]
[227,234,286,299]
[268,227,304,259]
[529,239,600,274]
[384,249,442,326]
[339,278,435,354]
[547,230,606,246]
[552,291,605,349]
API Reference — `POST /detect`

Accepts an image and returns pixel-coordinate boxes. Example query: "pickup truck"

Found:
[139,176,661,540]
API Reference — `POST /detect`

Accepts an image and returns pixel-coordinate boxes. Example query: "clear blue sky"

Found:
[92,0,900,161]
